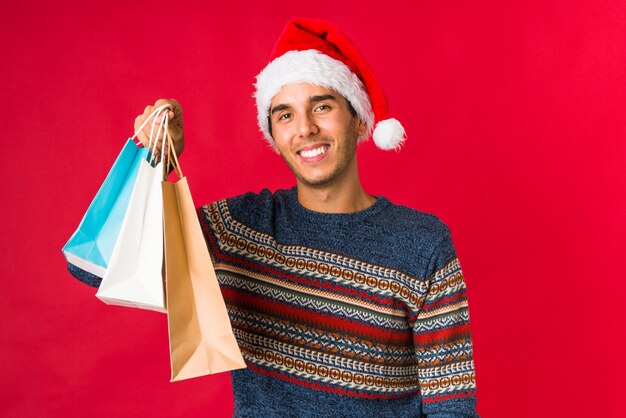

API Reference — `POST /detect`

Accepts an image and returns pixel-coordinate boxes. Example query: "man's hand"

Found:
[134,98,185,160]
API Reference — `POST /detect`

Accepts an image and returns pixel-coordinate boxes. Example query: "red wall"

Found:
[2,1,625,417]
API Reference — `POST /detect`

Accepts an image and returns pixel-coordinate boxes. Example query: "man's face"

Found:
[269,83,367,188]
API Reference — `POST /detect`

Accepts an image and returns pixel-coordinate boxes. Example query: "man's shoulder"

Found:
[198,188,282,235]
[375,200,455,277]
[224,188,276,208]
[200,188,278,212]
[378,198,450,242]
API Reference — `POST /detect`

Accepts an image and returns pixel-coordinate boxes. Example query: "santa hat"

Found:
[254,18,406,151]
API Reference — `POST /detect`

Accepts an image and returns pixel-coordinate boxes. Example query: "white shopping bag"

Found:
[95,106,171,313]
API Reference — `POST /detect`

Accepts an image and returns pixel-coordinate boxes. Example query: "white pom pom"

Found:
[372,118,406,151]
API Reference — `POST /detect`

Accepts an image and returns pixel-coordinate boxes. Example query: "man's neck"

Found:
[295,171,375,214]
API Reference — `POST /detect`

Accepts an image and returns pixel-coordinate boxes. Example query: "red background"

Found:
[2,1,625,417]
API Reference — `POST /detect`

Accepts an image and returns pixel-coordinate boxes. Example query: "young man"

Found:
[71,19,479,417]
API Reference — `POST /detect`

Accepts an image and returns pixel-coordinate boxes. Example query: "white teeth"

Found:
[300,145,328,158]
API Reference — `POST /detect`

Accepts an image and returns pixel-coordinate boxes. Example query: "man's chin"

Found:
[294,172,336,189]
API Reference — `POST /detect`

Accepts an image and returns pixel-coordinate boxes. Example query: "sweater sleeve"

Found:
[413,226,479,418]
[66,206,213,289]
[67,263,102,288]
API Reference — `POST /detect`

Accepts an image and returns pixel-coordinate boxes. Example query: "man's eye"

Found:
[315,104,330,112]
[278,113,292,121]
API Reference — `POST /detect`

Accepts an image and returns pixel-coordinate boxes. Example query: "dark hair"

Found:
[267,99,358,138]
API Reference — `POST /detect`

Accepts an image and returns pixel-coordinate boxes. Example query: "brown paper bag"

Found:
[162,134,246,382]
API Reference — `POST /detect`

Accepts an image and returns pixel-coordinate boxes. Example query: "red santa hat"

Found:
[254,18,406,151]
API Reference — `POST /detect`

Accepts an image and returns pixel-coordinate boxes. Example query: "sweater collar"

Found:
[284,186,390,225]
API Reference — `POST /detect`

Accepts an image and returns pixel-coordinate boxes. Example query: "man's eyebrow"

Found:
[310,94,338,103]
[270,103,291,115]
[270,95,338,115]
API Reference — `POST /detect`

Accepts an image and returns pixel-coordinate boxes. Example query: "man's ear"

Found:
[355,117,368,137]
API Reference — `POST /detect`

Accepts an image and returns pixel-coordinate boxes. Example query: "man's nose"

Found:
[296,113,319,138]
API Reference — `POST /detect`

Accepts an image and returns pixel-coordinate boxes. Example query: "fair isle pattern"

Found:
[199,199,476,402]
[227,305,416,364]
[218,270,408,330]
[414,257,476,402]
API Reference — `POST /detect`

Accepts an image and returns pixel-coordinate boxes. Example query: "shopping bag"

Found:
[162,133,246,381]
[95,106,172,312]
[62,140,149,277]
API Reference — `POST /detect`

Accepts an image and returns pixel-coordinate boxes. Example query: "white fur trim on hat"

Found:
[254,49,374,145]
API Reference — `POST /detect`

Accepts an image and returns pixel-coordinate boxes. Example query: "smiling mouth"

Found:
[298,144,330,159]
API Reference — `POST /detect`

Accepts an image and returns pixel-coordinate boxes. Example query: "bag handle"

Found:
[147,107,168,162]
[130,104,173,143]
[130,104,173,161]
[148,109,170,166]
[164,130,184,181]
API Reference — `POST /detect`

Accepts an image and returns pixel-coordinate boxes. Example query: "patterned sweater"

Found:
[69,187,478,417]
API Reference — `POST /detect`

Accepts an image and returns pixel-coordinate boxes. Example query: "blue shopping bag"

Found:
[63,139,150,277]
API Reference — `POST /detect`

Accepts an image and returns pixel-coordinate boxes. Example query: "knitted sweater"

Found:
[69,187,478,417]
